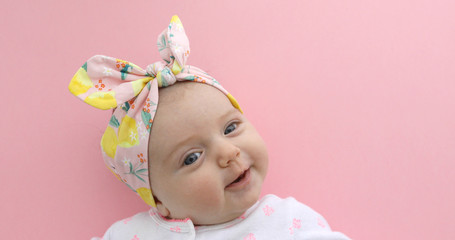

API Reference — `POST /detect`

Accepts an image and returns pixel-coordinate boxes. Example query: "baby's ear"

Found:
[155,198,170,217]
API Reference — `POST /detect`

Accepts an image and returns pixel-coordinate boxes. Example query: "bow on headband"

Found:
[69,15,241,207]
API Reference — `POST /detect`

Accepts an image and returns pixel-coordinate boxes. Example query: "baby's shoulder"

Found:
[96,210,160,240]
[244,194,350,239]
[253,194,333,230]
[110,211,154,228]
[259,194,324,215]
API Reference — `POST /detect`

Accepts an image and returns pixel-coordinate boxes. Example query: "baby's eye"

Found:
[184,152,201,166]
[224,122,237,135]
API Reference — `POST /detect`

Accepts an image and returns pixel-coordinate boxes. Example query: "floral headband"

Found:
[69,15,241,207]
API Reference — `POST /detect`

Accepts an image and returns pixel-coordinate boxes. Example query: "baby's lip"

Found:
[225,167,250,188]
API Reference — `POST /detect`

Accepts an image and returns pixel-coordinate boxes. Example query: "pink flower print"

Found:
[238,212,246,219]
[292,218,301,229]
[170,226,181,233]
[317,217,326,228]
[123,217,132,224]
[244,233,256,240]
[262,205,274,216]
[289,218,301,235]
[131,235,139,240]
[95,79,106,91]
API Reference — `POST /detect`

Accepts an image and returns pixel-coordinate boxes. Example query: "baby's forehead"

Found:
[158,80,223,97]
[157,82,231,112]
[154,81,234,120]
[157,81,193,103]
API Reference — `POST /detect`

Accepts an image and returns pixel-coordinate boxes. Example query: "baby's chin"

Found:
[191,197,260,226]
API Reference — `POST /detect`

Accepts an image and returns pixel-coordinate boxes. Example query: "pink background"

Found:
[1,0,454,239]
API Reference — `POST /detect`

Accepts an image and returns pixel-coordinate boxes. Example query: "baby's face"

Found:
[148,82,268,225]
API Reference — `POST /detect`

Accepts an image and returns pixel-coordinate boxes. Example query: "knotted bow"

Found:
[69,15,241,207]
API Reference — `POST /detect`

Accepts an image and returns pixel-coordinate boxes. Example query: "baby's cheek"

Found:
[184,174,223,209]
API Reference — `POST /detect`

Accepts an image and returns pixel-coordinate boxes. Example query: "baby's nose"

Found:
[217,141,240,168]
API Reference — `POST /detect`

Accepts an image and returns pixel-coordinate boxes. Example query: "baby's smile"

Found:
[225,168,251,190]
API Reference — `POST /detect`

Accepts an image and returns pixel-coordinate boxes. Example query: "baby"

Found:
[70,16,350,239]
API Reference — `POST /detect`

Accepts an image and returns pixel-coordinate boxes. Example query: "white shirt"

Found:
[94,194,350,239]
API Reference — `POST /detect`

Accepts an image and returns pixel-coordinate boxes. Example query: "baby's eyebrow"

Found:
[172,134,197,150]
[220,108,241,120]
[164,132,202,162]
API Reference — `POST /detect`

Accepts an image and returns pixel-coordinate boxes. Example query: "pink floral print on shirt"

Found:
[318,217,327,228]
[262,205,274,216]
[170,226,181,232]
[123,217,133,224]
[244,233,256,240]
[289,218,302,235]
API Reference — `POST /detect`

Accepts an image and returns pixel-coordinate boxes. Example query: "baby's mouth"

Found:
[226,168,251,189]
